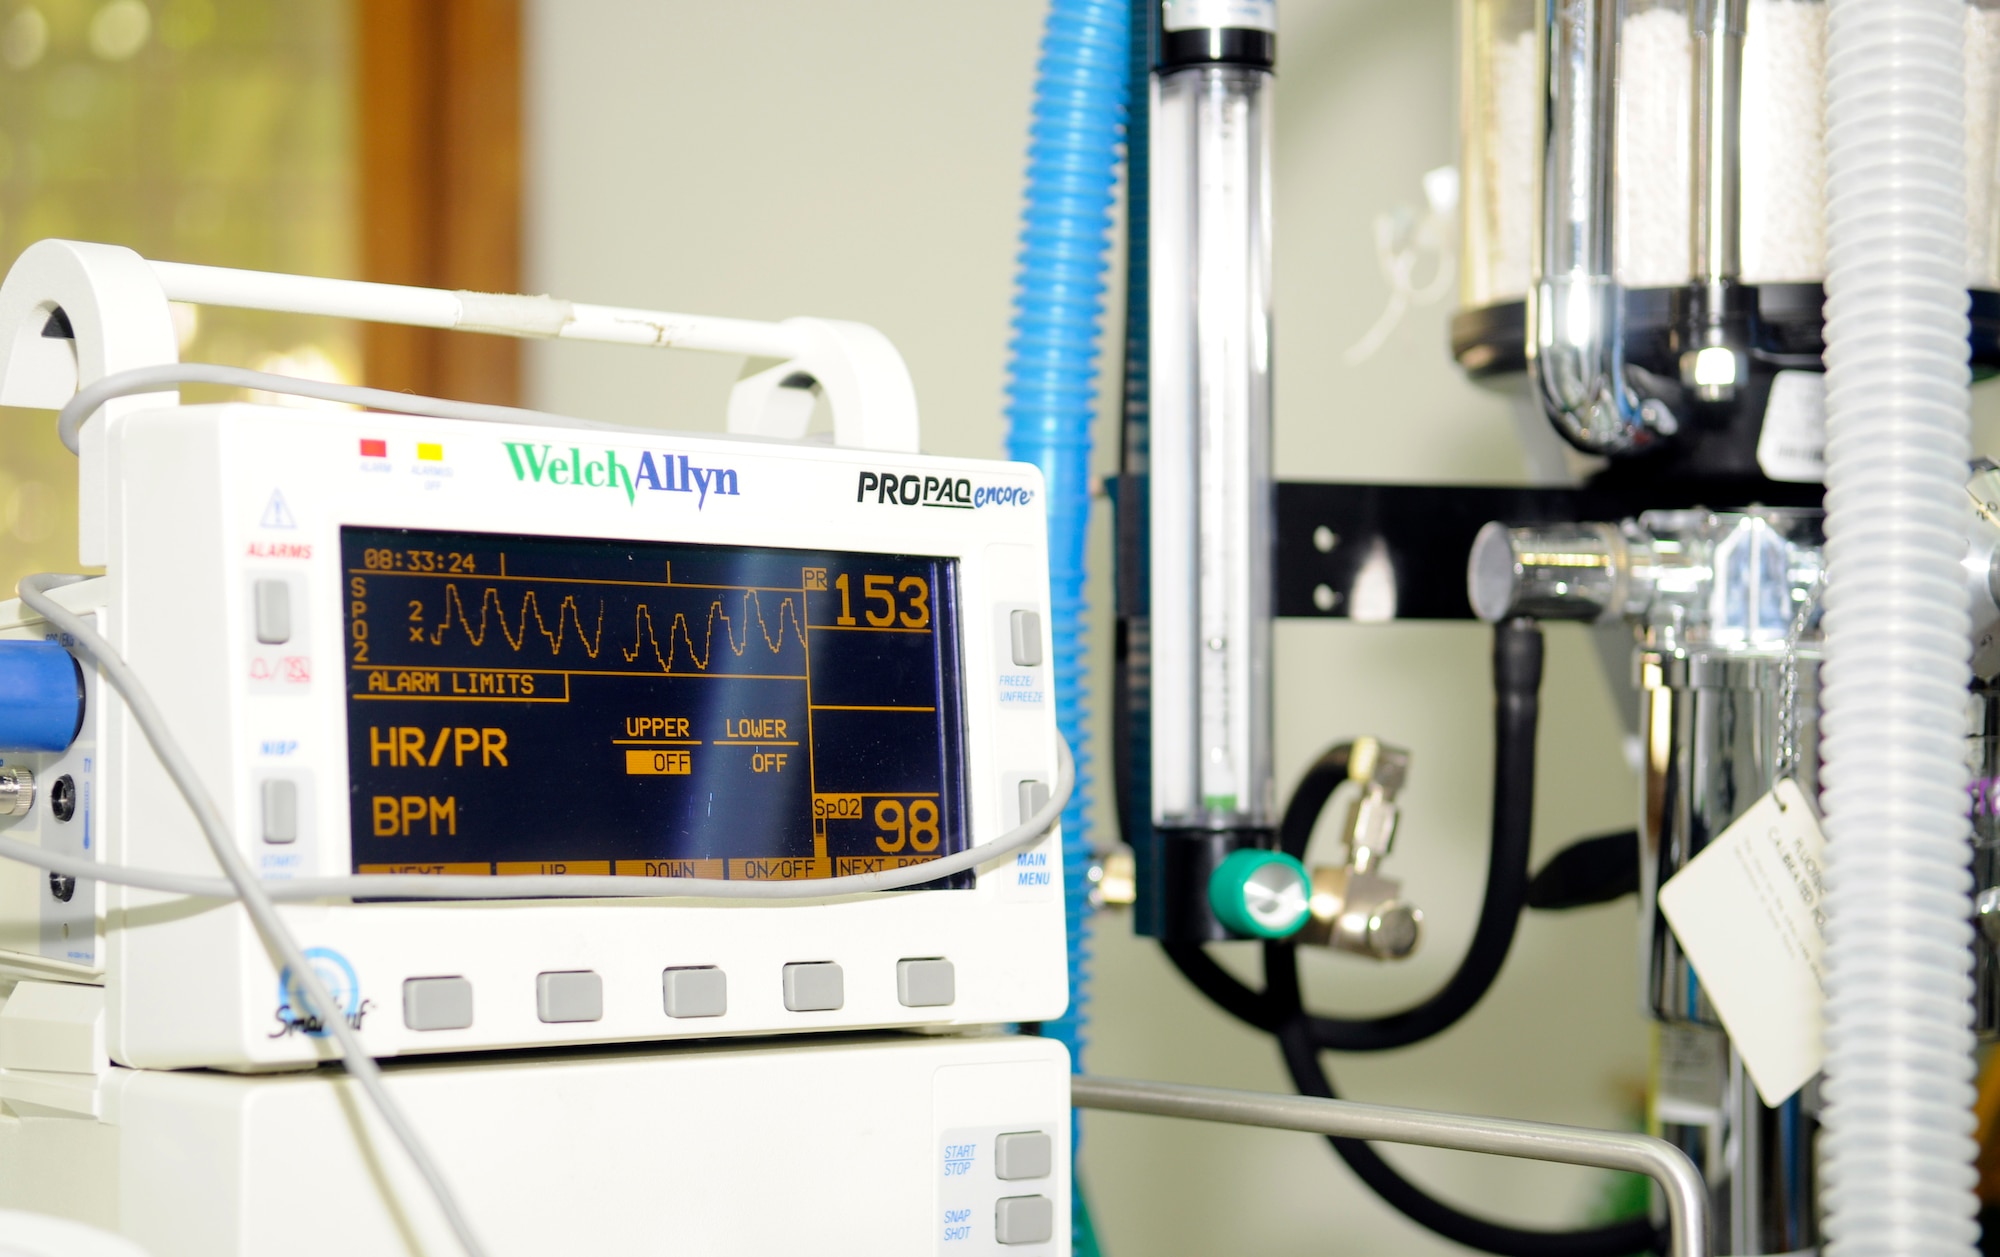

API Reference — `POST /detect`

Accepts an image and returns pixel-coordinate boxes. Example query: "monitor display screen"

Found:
[340,525,968,886]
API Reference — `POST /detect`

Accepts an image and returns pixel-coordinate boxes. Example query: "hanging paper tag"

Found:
[1755,371,1826,483]
[1657,779,1827,1107]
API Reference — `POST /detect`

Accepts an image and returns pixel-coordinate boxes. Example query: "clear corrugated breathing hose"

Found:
[1819,1,1983,1252]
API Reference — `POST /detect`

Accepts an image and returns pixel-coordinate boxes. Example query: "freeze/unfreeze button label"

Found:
[998,671,1044,706]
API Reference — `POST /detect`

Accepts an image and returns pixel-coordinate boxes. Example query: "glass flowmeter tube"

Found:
[1149,62,1275,836]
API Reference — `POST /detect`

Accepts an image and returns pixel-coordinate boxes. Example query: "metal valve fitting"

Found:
[1089,846,1138,910]
[0,766,35,818]
[1301,866,1422,959]
[1298,738,1423,959]
[1965,461,2000,679]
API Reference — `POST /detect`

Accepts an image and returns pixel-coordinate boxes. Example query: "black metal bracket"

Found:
[1275,478,1822,621]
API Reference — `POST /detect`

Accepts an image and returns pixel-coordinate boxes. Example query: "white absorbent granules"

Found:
[1617,5,1695,287]
[1464,0,1999,302]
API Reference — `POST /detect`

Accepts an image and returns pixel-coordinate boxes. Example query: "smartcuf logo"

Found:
[271,946,370,1039]
[504,443,742,508]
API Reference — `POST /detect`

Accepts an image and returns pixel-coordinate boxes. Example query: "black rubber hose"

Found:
[1277,741,1356,859]
[1160,619,1664,1255]
[1526,831,1641,910]
[1297,617,1543,1049]
[1162,617,1546,1052]
[1275,1019,1664,1257]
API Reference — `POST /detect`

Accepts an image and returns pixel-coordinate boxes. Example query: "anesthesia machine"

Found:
[1,0,1995,1253]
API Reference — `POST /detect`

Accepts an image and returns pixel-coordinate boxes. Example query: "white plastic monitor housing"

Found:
[0,1032,1075,1256]
[0,242,1064,1070]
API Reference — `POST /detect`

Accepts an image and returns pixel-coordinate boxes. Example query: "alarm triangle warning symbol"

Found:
[260,490,297,530]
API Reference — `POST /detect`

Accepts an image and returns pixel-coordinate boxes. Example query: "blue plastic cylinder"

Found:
[0,640,83,753]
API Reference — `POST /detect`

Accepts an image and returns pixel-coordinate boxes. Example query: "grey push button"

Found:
[1017,780,1050,826]
[1009,610,1044,667]
[995,1131,1053,1181]
[782,961,843,1012]
[536,970,603,1023]
[260,779,298,844]
[896,957,955,1008]
[663,966,727,1018]
[995,1195,1055,1245]
[253,580,292,645]
[403,976,473,1031]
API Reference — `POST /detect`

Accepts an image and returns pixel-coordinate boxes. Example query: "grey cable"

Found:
[21,363,1082,1248]
[55,363,623,455]
[0,830,236,897]
[47,364,1082,895]
[17,574,493,1257]
[15,575,1070,1157]
[7,575,1072,1256]
[30,355,1077,899]
[0,734,1071,902]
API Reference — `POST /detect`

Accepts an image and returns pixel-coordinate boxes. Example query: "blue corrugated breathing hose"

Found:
[1003,0,1128,1246]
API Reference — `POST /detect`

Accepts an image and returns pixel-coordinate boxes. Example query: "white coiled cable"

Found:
[1820,2,1982,1253]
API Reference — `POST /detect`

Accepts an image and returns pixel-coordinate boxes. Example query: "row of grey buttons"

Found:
[402,957,957,1031]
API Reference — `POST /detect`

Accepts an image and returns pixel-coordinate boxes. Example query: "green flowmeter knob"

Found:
[1208,849,1312,939]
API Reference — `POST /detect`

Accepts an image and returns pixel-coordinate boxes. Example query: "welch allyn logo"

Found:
[504,443,742,508]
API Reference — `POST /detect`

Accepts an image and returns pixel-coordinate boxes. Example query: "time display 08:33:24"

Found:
[358,548,479,574]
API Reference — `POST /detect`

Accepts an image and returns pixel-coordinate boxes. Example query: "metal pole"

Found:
[1071,1075,1709,1257]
